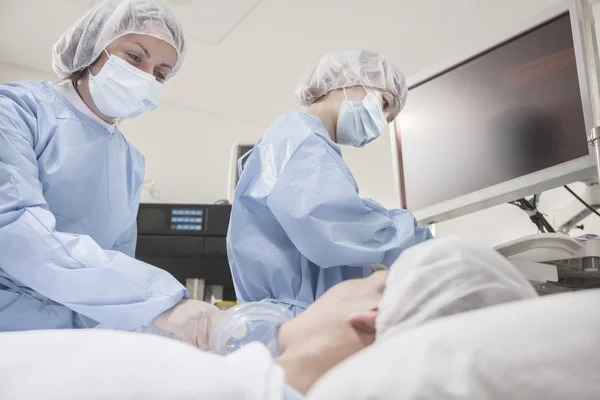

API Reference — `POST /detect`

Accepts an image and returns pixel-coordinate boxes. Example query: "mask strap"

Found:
[88,49,110,75]
[343,86,374,101]
[362,85,386,117]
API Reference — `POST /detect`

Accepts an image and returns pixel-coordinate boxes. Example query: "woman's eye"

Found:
[383,99,390,110]
[155,71,166,81]
[128,53,141,63]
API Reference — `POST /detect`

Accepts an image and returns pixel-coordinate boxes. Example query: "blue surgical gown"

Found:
[0,81,185,331]
[227,112,432,315]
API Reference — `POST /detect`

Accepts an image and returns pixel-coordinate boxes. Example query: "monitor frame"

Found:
[227,141,255,203]
[390,0,600,225]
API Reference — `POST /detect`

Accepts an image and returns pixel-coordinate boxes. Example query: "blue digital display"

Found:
[170,217,202,223]
[172,209,204,216]
[170,208,204,231]
[170,224,203,231]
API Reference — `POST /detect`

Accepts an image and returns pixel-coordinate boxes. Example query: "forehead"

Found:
[110,34,178,64]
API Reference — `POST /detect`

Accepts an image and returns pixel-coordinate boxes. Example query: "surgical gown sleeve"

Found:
[111,218,138,257]
[0,91,185,330]
[266,135,432,269]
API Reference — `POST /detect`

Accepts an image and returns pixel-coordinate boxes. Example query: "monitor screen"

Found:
[397,13,589,212]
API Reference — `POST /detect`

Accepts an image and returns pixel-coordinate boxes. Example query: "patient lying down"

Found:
[275,237,537,394]
[0,237,537,400]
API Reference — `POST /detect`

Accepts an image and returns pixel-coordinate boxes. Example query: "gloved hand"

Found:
[154,299,221,350]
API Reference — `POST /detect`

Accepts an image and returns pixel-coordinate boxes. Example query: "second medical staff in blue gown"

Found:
[228,51,432,315]
[0,0,218,344]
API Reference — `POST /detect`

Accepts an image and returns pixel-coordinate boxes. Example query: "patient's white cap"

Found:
[376,237,538,342]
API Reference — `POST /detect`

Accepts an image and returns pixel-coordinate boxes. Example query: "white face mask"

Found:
[336,86,388,148]
[88,51,163,119]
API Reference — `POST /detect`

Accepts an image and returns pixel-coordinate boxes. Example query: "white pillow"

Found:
[0,329,285,400]
[307,289,600,400]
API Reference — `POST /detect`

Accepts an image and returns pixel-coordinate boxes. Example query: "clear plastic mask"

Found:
[209,302,294,357]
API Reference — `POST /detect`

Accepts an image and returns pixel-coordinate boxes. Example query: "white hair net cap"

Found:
[294,50,408,108]
[376,237,538,342]
[52,0,185,79]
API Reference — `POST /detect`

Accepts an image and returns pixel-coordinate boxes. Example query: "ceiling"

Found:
[0,0,560,128]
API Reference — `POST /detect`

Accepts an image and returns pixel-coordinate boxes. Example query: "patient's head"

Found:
[276,237,537,394]
[276,270,388,393]
[376,237,538,342]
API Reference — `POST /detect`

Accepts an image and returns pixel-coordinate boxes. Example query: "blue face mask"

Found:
[88,50,163,119]
[336,87,388,148]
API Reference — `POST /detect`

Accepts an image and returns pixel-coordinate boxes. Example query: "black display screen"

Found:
[137,208,169,232]
[398,13,589,211]
[137,206,205,233]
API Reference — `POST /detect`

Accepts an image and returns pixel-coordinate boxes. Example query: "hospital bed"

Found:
[1,289,598,399]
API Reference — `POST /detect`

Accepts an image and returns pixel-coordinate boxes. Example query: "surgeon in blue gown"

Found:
[0,0,218,343]
[227,51,432,315]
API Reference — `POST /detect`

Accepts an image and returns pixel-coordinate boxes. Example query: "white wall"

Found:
[0,61,53,81]
[121,103,265,204]
[3,0,600,247]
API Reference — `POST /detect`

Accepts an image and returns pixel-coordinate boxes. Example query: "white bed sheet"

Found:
[307,289,600,400]
[0,329,285,400]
